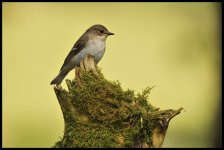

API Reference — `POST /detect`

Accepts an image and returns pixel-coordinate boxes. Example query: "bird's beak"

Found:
[107,32,114,35]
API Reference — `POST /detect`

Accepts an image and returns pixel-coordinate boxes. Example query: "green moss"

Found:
[54,69,158,148]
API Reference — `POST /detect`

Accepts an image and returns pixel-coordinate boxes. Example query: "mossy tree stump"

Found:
[52,54,183,148]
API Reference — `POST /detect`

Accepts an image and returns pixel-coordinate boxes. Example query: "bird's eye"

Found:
[99,30,104,33]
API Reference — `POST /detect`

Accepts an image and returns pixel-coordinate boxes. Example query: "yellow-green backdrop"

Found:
[3,2,221,148]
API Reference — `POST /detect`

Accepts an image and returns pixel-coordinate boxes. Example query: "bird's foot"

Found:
[88,53,94,57]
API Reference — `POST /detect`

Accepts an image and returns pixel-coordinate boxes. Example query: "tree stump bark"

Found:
[52,54,183,148]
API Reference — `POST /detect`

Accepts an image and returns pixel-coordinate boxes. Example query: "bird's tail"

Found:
[50,70,69,85]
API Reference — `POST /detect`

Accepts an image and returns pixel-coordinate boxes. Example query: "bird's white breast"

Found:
[86,38,106,63]
[71,38,106,66]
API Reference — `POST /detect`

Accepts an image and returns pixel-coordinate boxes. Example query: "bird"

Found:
[50,24,114,85]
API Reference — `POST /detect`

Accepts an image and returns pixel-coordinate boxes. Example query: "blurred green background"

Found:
[2,2,221,148]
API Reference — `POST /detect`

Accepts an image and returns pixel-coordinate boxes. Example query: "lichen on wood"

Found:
[52,54,183,148]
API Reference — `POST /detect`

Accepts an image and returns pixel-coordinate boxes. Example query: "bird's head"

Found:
[86,24,114,40]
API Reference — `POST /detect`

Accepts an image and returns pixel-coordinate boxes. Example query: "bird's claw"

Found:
[88,53,94,57]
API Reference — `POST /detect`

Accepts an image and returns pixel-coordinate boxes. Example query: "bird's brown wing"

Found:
[60,33,89,71]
